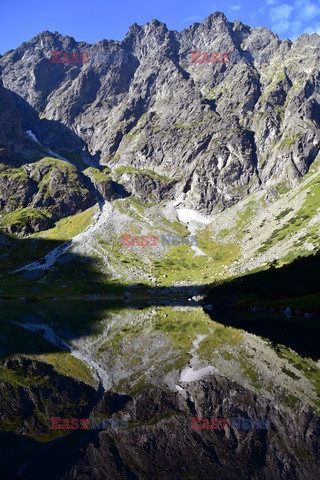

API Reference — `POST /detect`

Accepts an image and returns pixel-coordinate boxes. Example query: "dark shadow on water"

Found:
[207,309,320,359]
[0,390,133,480]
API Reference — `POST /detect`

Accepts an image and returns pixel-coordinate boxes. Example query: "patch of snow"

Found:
[13,319,70,350]
[13,242,72,274]
[26,130,41,144]
[180,365,214,382]
[217,156,226,170]
[176,208,211,226]
[26,130,72,164]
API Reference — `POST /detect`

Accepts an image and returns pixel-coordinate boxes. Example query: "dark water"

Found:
[206,308,320,360]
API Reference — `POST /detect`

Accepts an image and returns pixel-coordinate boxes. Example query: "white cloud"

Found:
[268,0,320,38]
[182,15,203,24]
[230,5,242,11]
[288,20,303,36]
[270,3,294,22]
[304,23,320,34]
[296,1,320,20]
[271,20,291,33]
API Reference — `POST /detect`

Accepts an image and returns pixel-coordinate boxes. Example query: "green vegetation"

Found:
[154,308,211,350]
[152,225,239,285]
[31,157,90,204]
[260,67,285,101]
[219,228,231,239]
[204,86,222,100]
[103,307,217,393]
[0,208,96,277]
[280,134,300,148]
[284,394,300,409]
[198,326,243,362]
[276,208,294,221]
[0,417,22,432]
[158,217,189,236]
[0,163,28,181]
[0,207,51,232]
[114,165,173,184]
[0,365,49,388]
[239,353,261,389]
[259,179,320,253]
[127,195,154,209]
[0,156,92,234]
[174,122,190,129]
[58,151,88,170]
[235,199,257,233]
[98,233,149,280]
[275,346,320,398]
[282,367,300,380]
[155,244,238,285]
[0,241,125,299]
[37,352,97,386]
[34,207,96,241]
[84,167,110,182]
[274,182,291,195]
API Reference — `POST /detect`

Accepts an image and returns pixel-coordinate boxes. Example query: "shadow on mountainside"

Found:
[205,251,320,358]
[206,251,320,309]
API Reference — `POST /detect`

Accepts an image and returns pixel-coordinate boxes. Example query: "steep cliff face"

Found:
[0,79,29,164]
[1,13,320,480]
[1,13,320,218]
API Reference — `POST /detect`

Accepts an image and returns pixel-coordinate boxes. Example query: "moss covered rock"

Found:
[0,157,96,234]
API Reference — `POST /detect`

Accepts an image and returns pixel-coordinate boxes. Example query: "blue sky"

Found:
[1,0,320,54]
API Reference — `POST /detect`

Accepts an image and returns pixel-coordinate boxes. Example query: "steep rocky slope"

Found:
[1,12,320,223]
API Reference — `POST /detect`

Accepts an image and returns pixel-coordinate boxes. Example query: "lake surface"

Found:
[0,299,319,479]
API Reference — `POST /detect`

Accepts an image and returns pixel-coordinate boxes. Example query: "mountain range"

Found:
[1,12,320,480]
